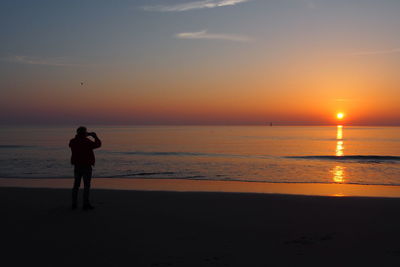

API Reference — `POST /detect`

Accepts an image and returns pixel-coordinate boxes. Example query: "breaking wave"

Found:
[287,155,400,163]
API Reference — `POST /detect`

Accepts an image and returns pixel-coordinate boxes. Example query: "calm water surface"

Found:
[0,126,399,185]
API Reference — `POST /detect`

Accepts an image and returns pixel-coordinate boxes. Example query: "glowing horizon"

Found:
[1,0,400,125]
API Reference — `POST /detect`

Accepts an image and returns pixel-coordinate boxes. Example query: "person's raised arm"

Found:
[89,132,102,149]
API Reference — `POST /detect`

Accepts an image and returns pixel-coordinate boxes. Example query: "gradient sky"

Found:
[1,0,400,125]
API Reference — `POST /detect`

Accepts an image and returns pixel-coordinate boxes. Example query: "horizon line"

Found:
[1,123,400,127]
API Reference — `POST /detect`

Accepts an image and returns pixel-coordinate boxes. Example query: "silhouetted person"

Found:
[69,126,101,210]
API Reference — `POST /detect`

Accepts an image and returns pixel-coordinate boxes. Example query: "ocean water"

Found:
[0,126,399,186]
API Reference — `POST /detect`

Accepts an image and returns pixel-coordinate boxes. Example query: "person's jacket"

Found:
[69,136,101,166]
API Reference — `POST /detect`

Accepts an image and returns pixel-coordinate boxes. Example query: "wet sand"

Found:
[2,178,400,198]
[2,186,400,266]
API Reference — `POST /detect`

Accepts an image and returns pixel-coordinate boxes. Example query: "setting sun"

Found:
[337,113,345,120]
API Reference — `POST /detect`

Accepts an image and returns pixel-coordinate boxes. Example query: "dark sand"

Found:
[2,187,400,267]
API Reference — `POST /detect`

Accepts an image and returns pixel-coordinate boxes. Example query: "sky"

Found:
[1,0,400,125]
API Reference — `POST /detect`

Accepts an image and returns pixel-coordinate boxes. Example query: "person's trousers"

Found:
[72,165,92,205]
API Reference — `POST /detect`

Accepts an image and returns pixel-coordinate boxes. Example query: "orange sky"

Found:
[1,0,400,125]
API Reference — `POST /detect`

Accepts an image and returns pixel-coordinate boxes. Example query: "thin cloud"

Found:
[349,47,400,56]
[175,30,253,42]
[334,99,356,102]
[5,55,79,67]
[304,0,316,9]
[143,0,251,12]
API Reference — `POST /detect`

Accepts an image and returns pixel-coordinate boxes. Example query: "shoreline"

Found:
[2,177,400,198]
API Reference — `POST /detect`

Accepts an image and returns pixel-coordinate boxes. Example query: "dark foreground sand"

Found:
[2,188,400,267]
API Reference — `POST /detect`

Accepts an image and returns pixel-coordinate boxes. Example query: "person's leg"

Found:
[82,166,93,209]
[72,166,82,209]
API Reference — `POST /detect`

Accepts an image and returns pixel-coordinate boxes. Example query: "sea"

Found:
[0,126,399,186]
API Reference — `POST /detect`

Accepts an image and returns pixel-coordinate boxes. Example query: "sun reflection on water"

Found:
[335,125,344,157]
[336,125,343,140]
[336,141,344,157]
[332,125,345,183]
[332,165,345,183]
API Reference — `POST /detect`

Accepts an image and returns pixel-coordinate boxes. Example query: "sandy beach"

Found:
[2,184,400,266]
[3,0,400,265]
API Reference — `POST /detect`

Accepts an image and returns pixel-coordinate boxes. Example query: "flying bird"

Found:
[80,82,84,86]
